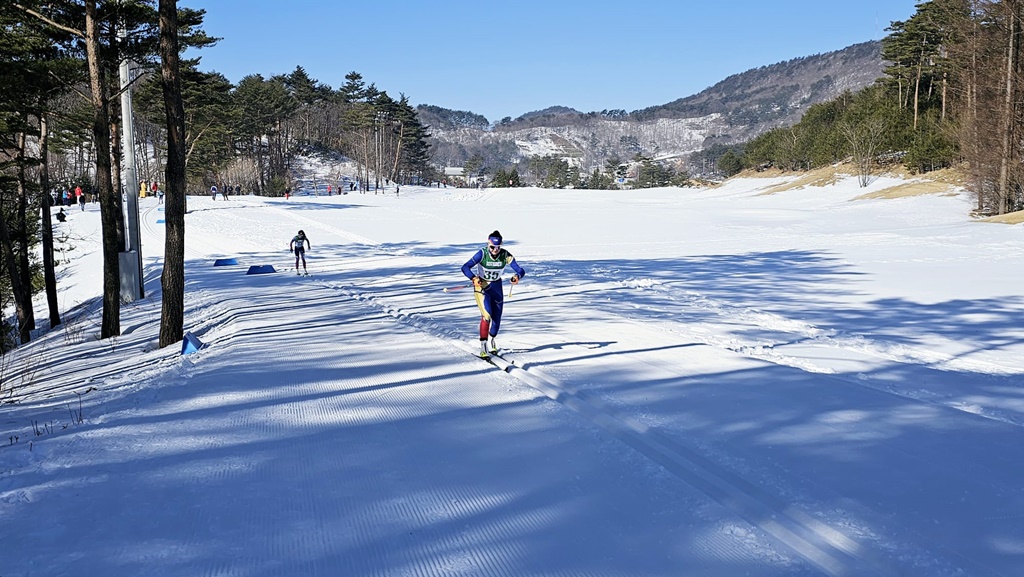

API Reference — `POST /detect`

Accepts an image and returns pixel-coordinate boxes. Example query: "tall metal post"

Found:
[119,27,144,299]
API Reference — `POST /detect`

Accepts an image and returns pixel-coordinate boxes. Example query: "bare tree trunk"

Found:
[39,113,61,328]
[158,0,187,348]
[14,129,35,336]
[914,46,924,131]
[85,0,121,338]
[255,136,266,193]
[389,121,405,183]
[997,3,1018,215]
[0,212,29,344]
[110,120,126,248]
[840,116,887,188]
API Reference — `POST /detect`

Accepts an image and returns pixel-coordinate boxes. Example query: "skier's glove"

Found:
[510,275,519,284]
[472,276,482,288]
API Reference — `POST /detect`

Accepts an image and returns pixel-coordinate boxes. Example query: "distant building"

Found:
[444,167,485,186]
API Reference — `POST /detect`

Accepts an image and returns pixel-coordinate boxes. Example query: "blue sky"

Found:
[182,0,919,123]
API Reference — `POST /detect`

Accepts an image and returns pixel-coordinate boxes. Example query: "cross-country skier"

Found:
[290,230,310,275]
[461,230,525,357]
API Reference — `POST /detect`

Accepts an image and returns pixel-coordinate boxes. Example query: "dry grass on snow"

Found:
[725,163,1024,225]
[731,163,964,199]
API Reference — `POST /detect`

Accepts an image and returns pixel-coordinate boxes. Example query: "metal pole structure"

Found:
[118,26,144,299]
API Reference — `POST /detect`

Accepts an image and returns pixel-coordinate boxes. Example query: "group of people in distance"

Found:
[210,184,243,200]
[287,228,525,357]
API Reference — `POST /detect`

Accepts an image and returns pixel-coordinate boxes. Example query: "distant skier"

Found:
[461,230,525,357]
[290,230,310,275]
[210,185,218,200]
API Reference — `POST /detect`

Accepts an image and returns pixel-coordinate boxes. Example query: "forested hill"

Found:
[633,41,884,127]
[415,105,489,130]
[418,41,885,170]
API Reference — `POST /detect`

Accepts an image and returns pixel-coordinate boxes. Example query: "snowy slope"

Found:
[2,172,1023,577]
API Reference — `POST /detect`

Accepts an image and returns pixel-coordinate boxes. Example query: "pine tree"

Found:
[718,150,743,177]
[158,0,187,349]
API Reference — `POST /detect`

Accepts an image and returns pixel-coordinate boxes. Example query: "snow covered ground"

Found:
[2,169,1023,576]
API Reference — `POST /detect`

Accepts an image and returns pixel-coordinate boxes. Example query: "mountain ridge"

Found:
[418,40,885,173]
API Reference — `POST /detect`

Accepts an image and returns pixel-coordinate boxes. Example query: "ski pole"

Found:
[442,284,472,293]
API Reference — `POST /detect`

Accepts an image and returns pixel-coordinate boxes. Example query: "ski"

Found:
[492,352,515,366]
[476,350,513,372]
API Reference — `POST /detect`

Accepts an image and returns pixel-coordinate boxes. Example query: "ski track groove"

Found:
[68,198,995,576]
[609,274,1005,374]
[600,276,1024,428]
[302,274,904,577]
[98,204,1005,576]
[510,270,1024,428]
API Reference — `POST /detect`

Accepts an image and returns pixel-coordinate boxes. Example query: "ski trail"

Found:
[259,201,381,247]
[303,275,911,577]
[596,276,1024,427]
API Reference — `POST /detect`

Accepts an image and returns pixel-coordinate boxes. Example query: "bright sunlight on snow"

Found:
[3,164,1024,577]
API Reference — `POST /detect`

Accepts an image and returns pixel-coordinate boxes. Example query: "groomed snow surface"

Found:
[3,172,1023,576]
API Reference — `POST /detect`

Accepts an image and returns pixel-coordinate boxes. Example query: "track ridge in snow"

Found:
[604,277,1024,427]
[311,275,903,577]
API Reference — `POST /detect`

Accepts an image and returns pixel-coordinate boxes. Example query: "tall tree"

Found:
[234,74,296,190]
[12,0,120,337]
[392,95,431,183]
[995,0,1023,214]
[83,0,120,338]
[157,0,185,347]
[0,2,83,339]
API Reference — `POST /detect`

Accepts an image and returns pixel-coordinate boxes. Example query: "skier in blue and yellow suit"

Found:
[461,230,526,357]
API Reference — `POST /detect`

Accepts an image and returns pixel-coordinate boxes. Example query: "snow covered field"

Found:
[2,170,1023,576]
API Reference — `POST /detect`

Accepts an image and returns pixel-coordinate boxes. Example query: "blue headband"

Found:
[488,236,502,246]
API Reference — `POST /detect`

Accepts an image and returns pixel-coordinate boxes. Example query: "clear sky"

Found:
[181,0,920,123]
